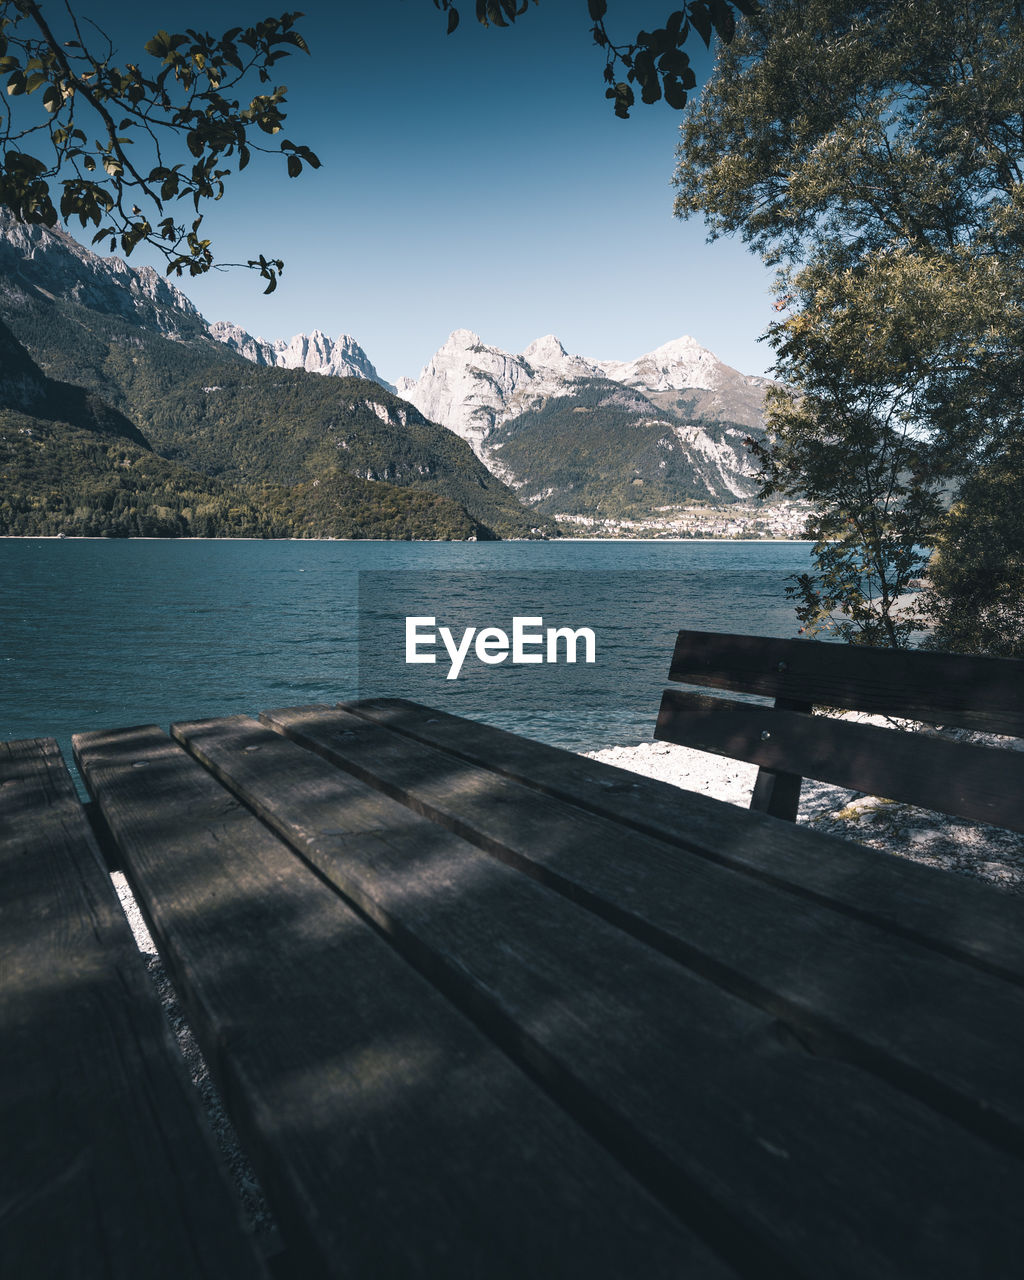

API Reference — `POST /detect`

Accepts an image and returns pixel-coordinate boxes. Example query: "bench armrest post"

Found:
[749,697,813,822]
[749,767,803,821]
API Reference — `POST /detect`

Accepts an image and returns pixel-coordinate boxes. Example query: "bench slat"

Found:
[655,688,1024,832]
[259,704,1024,1158]
[173,712,1024,1280]
[340,698,1024,986]
[0,738,265,1279]
[73,724,722,1280]
[668,630,1024,736]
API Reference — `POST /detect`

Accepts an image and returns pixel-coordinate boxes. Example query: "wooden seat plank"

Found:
[0,738,266,1280]
[72,725,727,1280]
[339,698,1024,986]
[174,712,1024,1280]
[655,688,1024,832]
[260,704,1024,1157]
[668,629,1024,736]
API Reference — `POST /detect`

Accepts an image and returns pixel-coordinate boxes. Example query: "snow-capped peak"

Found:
[394,327,769,457]
[594,335,723,392]
[521,334,603,380]
[521,334,567,365]
[443,328,484,350]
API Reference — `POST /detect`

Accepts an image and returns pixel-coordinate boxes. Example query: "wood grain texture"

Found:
[667,630,1024,736]
[263,704,1024,1158]
[655,688,1024,831]
[176,712,1024,1280]
[0,737,265,1280]
[340,699,1024,987]
[73,724,723,1280]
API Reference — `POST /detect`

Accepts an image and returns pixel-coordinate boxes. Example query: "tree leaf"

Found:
[662,75,688,110]
[708,0,736,43]
[688,3,713,47]
[605,81,635,119]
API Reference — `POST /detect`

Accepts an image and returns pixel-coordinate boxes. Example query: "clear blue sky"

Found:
[59,1,777,384]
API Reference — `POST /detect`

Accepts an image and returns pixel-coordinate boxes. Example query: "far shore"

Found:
[0,534,814,544]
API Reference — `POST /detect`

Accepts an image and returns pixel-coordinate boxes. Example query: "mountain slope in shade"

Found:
[486,383,759,516]
[209,321,395,390]
[0,315,150,447]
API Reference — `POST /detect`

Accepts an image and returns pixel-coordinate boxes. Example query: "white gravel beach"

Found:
[584,735,1024,894]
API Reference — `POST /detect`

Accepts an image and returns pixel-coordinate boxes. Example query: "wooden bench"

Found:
[654,629,1024,831]
[6,696,1024,1277]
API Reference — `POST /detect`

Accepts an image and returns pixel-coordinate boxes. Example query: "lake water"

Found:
[1,539,814,786]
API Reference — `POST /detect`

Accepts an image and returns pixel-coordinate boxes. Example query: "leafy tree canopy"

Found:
[924,443,1024,658]
[436,1,760,116]
[674,0,1024,647]
[0,1,319,290]
[0,1,756,292]
[674,0,1024,464]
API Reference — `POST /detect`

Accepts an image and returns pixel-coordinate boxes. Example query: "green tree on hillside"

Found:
[925,445,1024,657]
[674,0,1024,649]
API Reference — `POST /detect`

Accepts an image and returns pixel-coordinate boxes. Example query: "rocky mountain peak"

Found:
[0,209,207,339]
[521,334,568,365]
[207,320,270,365]
[210,321,394,391]
[395,328,769,457]
[594,334,723,392]
[444,328,484,349]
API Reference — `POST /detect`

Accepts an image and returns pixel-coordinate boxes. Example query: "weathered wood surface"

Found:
[73,725,720,1280]
[261,704,1024,1156]
[340,698,1024,986]
[174,712,1024,1280]
[668,629,1024,736]
[655,688,1024,832]
[0,738,265,1280]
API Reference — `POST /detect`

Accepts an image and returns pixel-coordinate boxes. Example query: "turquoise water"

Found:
[1,539,813,777]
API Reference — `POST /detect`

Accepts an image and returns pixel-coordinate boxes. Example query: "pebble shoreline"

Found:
[583,739,1024,895]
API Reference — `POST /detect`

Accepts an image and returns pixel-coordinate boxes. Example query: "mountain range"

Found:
[0,214,543,539]
[391,329,770,517]
[0,210,773,538]
[205,322,772,521]
[210,321,395,390]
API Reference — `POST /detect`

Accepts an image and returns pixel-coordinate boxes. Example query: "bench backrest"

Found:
[654,630,1024,831]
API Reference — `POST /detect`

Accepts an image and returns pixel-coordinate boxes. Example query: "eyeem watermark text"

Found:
[406,616,597,680]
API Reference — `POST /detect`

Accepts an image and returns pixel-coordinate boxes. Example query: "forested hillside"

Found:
[0,318,486,539]
[0,409,481,539]
[0,219,548,539]
[489,383,755,517]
